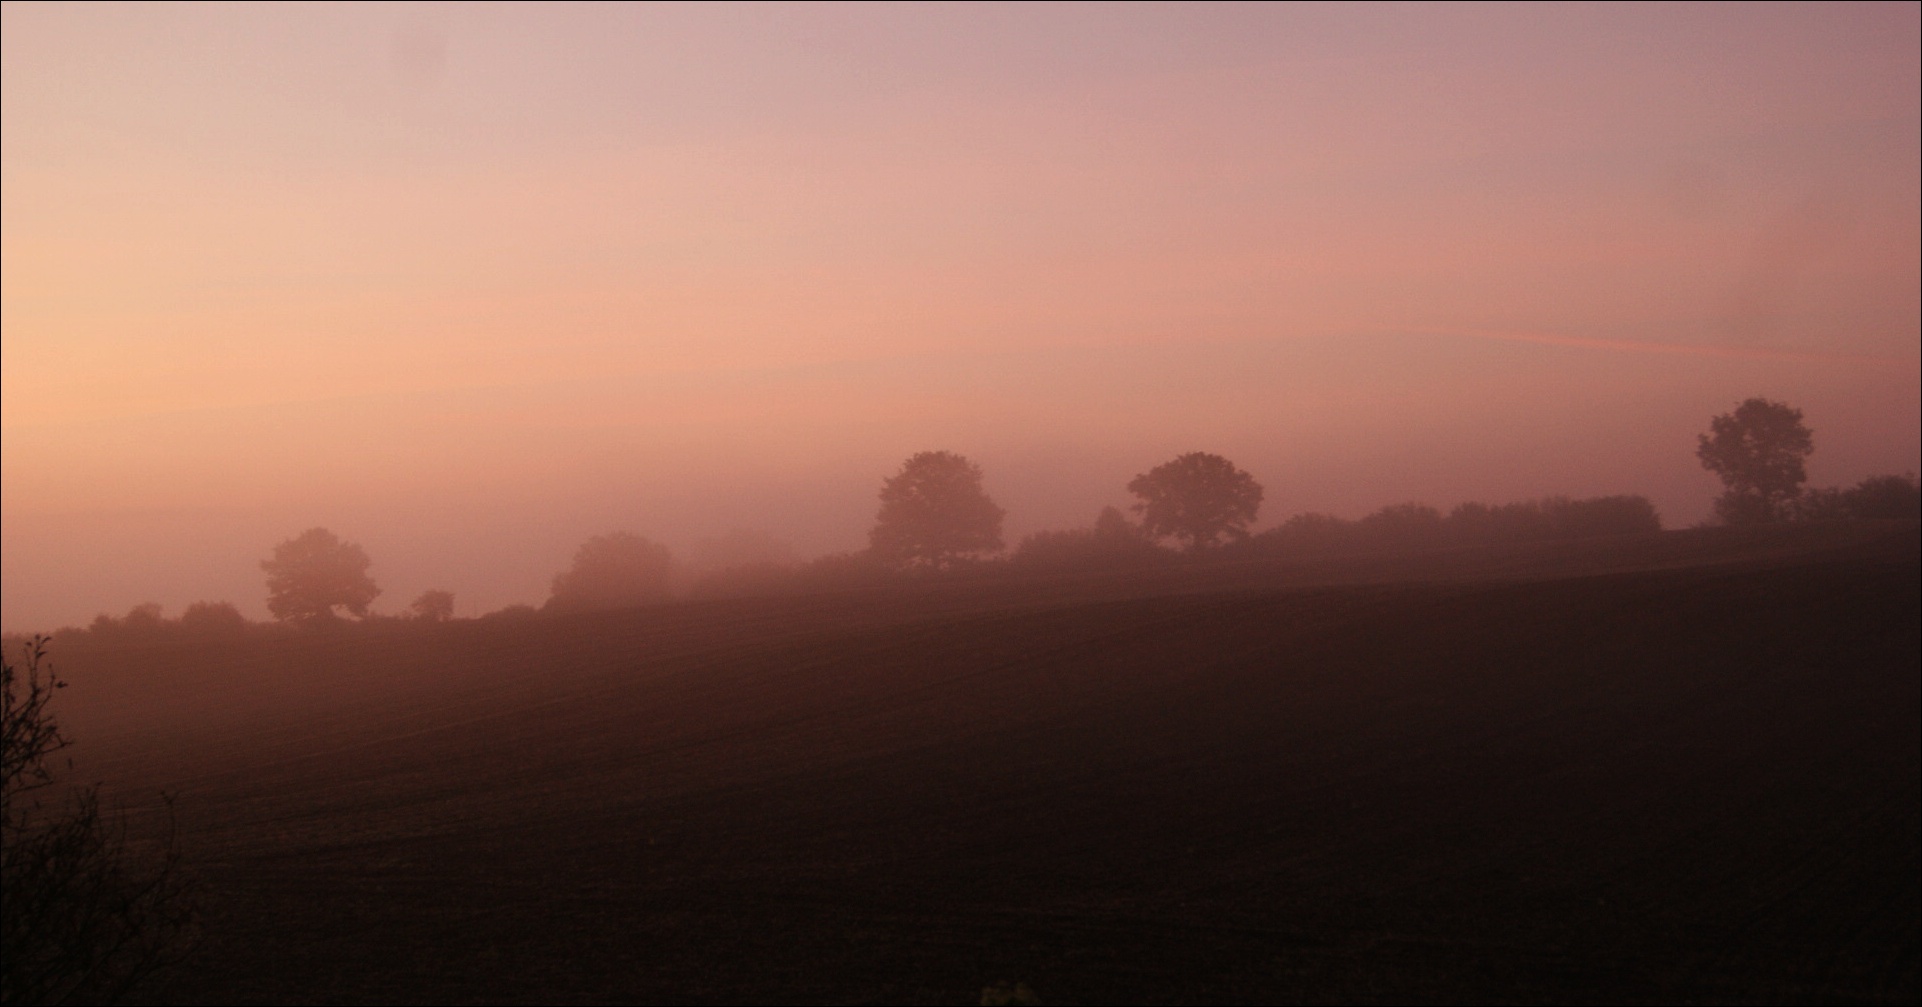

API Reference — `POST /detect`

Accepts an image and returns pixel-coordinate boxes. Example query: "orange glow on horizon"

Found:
[4,4,1916,630]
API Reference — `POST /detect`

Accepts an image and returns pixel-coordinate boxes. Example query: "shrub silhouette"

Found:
[1542,495,1661,538]
[1841,473,1920,519]
[178,602,247,635]
[1792,473,1920,522]
[86,605,169,640]
[2,638,195,1004]
[1252,494,1662,557]
[120,605,164,634]
[1446,496,1660,543]
[407,590,455,622]
[1356,502,1445,550]
[1012,506,1167,570]
[1258,511,1354,553]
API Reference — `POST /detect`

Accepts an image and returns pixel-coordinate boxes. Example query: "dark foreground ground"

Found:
[52,523,1922,1004]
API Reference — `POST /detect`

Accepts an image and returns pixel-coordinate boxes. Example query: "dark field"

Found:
[50,523,1922,1004]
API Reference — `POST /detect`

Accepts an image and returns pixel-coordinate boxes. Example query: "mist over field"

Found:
[3,4,1918,632]
[2,8,1918,1003]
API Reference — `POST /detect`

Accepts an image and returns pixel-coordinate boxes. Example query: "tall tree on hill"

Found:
[1697,398,1813,525]
[1128,452,1263,551]
[261,528,380,622]
[869,451,1005,570]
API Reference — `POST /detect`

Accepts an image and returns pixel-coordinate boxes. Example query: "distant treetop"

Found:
[546,533,673,613]
[1127,452,1263,551]
[1697,398,1813,525]
[869,451,1005,570]
[261,528,379,622]
[408,589,455,622]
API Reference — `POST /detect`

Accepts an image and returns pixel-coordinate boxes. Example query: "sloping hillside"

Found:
[43,524,1922,1004]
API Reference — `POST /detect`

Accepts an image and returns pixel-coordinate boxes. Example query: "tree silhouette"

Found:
[3,638,196,1003]
[869,451,1005,570]
[1128,452,1263,551]
[121,604,164,633]
[261,528,380,622]
[546,533,674,613]
[1697,398,1813,524]
[408,590,455,622]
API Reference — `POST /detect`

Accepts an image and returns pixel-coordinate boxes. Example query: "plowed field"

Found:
[51,524,1922,1004]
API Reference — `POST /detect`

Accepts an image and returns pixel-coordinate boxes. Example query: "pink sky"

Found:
[4,4,1917,630]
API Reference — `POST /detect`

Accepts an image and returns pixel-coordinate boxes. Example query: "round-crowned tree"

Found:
[1127,452,1263,551]
[261,528,380,622]
[546,533,674,613]
[869,451,1005,570]
[1696,398,1813,524]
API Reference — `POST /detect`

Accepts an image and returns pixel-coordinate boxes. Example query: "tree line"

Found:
[8,397,1916,1000]
[55,397,1922,632]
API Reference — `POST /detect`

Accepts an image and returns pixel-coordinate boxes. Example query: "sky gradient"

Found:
[4,3,1918,630]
